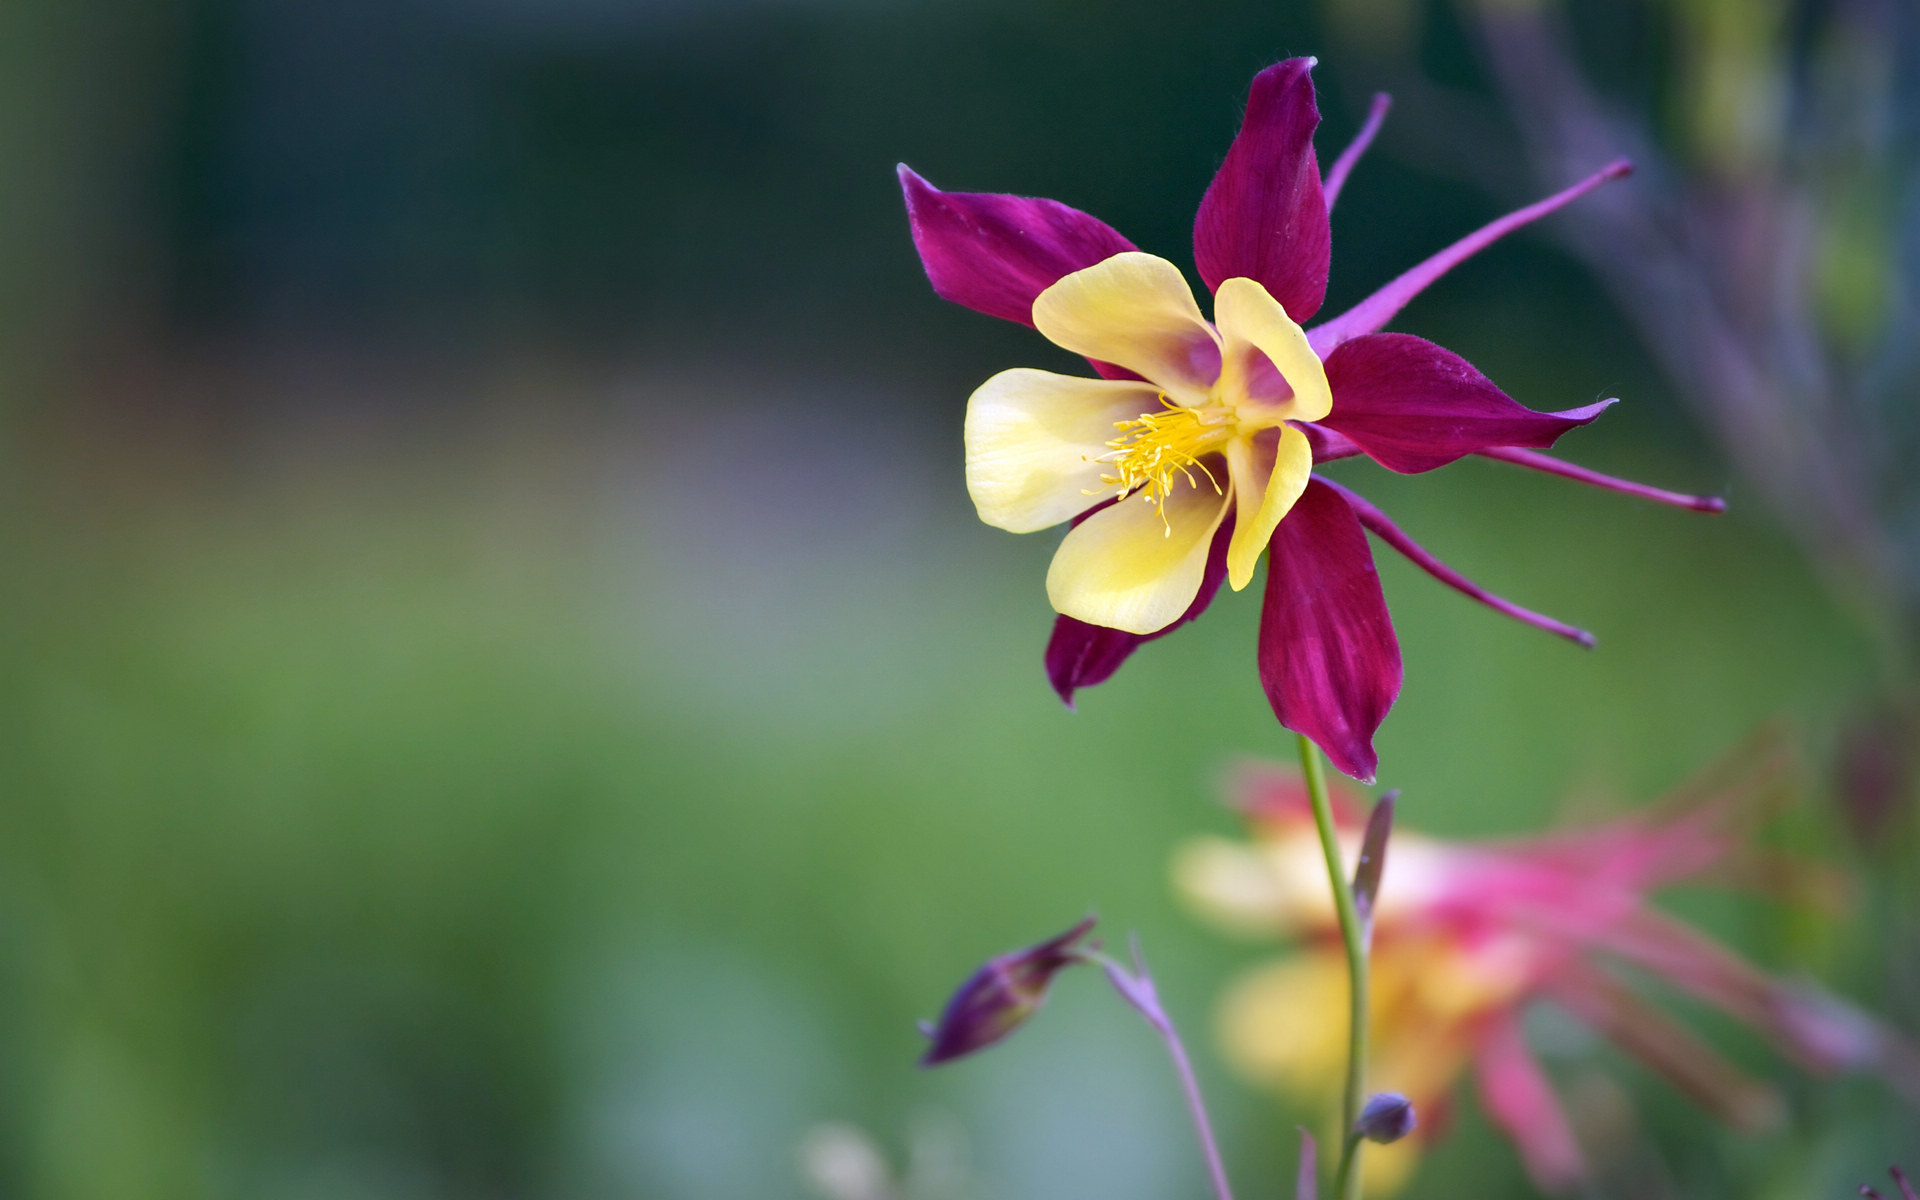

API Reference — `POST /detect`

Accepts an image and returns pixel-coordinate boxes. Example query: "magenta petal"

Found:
[1258,479,1401,782]
[898,164,1137,328]
[1299,422,1362,463]
[1321,333,1615,473]
[1474,1014,1587,1192]
[1046,514,1234,706]
[1193,59,1331,322]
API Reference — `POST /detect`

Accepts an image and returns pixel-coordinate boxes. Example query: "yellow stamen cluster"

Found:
[1091,396,1229,532]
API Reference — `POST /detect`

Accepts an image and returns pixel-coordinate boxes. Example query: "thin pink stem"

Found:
[1162,1013,1236,1200]
[1097,939,1235,1200]
[1308,159,1633,356]
[1478,446,1727,512]
[1322,478,1597,647]
[1323,93,1391,212]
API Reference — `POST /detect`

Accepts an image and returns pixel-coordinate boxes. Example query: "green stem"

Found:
[1296,734,1368,1200]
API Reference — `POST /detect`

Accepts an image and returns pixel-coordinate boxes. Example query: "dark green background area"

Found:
[0,1,1910,1198]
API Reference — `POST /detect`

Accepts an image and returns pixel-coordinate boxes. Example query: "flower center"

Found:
[1092,395,1231,532]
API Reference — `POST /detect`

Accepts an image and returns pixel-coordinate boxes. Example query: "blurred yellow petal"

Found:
[1213,276,1332,421]
[1045,471,1229,634]
[1174,831,1337,937]
[1224,425,1312,590]
[1033,252,1222,398]
[1360,1138,1422,1198]
[964,369,1164,533]
[1172,837,1291,936]
[1216,953,1349,1094]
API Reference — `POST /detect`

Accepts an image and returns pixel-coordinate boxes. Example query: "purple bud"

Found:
[1351,790,1396,928]
[918,917,1096,1066]
[1355,1092,1416,1144]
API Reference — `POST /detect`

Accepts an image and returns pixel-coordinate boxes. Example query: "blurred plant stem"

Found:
[1298,733,1368,1200]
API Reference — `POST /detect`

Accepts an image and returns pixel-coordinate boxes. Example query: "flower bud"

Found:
[918,917,1095,1066]
[1355,1092,1416,1144]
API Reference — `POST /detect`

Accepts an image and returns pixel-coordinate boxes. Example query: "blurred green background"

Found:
[0,0,1912,1197]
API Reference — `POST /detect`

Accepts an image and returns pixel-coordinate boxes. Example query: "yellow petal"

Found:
[1213,276,1332,421]
[1216,953,1349,1094]
[1223,424,1312,590]
[1171,837,1291,936]
[1032,252,1222,399]
[1045,469,1230,635]
[1360,1140,1423,1198]
[964,369,1165,533]
[1173,831,1337,937]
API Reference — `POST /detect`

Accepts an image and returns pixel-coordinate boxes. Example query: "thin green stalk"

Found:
[1295,733,1369,1200]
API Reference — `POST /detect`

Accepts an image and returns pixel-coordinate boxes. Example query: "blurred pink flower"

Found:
[1174,746,1918,1193]
[901,59,1719,782]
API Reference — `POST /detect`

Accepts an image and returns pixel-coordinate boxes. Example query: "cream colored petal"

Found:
[1045,468,1230,635]
[964,368,1165,533]
[1214,276,1332,421]
[1175,830,1344,937]
[1032,252,1223,398]
[1172,837,1291,936]
[1224,424,1313,590]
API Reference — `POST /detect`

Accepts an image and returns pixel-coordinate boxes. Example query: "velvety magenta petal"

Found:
[1320,478,1596,646]
[1258,479,1401,782]
[1045,514,1233,707]
[1320,334,1614,473]
[1473,1014,1587,1192]
[898,164,1136,328]
[1299,423,1361,463]
[1193,59,1331,322]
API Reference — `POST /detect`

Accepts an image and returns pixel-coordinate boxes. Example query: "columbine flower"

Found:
[1172,751,1920,1194]
[901,59,1722,781]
